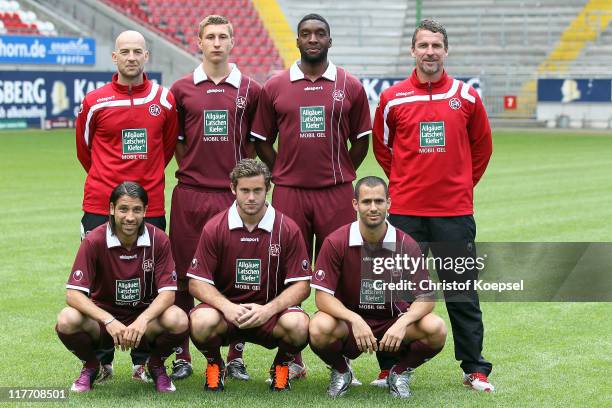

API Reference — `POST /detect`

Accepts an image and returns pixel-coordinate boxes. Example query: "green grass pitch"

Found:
[0,129,610,407]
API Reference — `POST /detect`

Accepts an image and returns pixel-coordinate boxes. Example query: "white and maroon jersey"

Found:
[66,223,177,319]
[373,69,492,216]
[312,221,432,320]
[187,203,311,305]
[75,73,179,217]
[171,64,261,189]
[250,61,371,188]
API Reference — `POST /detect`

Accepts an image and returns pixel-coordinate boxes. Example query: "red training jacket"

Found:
[76,73,178,217]
[373,70,492,216]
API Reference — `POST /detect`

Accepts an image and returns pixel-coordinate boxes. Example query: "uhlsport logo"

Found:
[148,104,161,116]
[449,98,461,110]
[314,269,325,281]
[236,96,247,109]
[73,270,83,281]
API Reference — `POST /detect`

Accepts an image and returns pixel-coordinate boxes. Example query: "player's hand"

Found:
[222,303,249,327]
[379,321,408,353]
[105,319,127,349]
[122,316,148,350]
[350,316,377,353]
[237,303,274,329]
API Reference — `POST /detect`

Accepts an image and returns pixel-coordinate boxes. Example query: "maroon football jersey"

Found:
[171,64,261,189]
[187,203,311,304]
[67,223,177,319]
[312,222,432,319]
[250,62,371,188]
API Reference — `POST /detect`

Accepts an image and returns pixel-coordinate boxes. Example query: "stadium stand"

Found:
[101,0,284,82]
[0,0,57,35]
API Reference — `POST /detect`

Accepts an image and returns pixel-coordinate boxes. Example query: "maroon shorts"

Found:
[96,313,151,351]
[343,315,406,359]
[169,184,234,279]
[191,303,307,349]
[272,183,355,260]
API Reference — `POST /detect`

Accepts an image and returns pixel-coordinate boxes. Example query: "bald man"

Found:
[75,30,179,383]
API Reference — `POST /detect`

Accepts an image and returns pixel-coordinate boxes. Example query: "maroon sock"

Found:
[226,341,244,361]
[311,339,349,373]
[55,325,99,369]
[191,334,223,365]
[149,329,189,367]
[392,340,442,373]
[175,337,191,362]
[273,340,305,366]
[292,352,303,366]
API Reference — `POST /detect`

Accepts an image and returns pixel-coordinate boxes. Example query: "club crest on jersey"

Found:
[269,244,281,257]
[314,269,325,281]
[236,96,247,109]
[142,259,154,273]
[148,104,161,116]
[73,270,84,281]
[332,90,345,101]
[449,98,461,110]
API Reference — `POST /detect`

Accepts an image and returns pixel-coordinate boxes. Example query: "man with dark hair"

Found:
[75,30,179,382]
[168,14,262,381]
[373,19,494,391]
[309,177,446,398]
[187,159,311,392]
[56,182,188,393]
[250,14,371,378]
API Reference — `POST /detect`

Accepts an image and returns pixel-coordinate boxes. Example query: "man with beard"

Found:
[55,182,188,393]
[75,30,179,383]
[250,14,371,378]
[187,159,311,392]
[373,19,494,392]
[309,177,446,398]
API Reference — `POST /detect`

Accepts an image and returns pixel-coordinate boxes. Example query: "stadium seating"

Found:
[0,0,58,35]
[102,0,284,82]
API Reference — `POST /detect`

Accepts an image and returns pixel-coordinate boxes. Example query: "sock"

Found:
[392,340,442,373]
[292,352,303,366]
[191,334,223,365]
[175,337,191,362]
[149,329,189,367]
[226,341,244,361]
[273,340,304,366]
[56,325,99,369]
[311,339,349,373]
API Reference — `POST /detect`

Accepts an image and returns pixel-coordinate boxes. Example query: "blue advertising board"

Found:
[0,35,95,65]
[537,78,612,103]
[360,76,481,102]
[0,71,162,127]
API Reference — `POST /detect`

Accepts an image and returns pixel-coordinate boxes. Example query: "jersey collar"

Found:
[348,220,396,248]
[289,60,337,82]
[106,223,151,248]
[193,63,242,88]
[228,201,276,232]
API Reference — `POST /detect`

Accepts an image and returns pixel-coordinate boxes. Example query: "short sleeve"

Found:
[311,237,343,295]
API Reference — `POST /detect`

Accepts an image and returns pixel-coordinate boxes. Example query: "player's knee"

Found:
[56,307,83,333]
[280,312,309,344]
[423,314,447,347]
[308,312,336,347]
[162,305,189,333]
[189,308,221,340]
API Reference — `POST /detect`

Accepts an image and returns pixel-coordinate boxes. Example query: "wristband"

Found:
[103,317,116,326]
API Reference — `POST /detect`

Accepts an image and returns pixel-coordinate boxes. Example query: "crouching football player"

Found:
[187,159,311,392]
[309,177,447,398]
[56,182,188,393]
